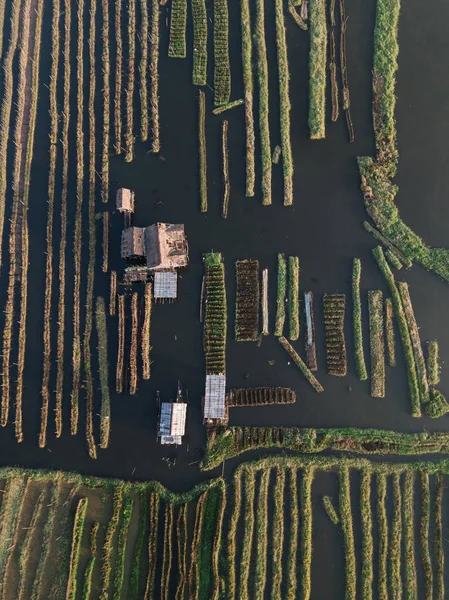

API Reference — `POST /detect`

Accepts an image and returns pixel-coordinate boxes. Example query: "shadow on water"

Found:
[0,0,449,497]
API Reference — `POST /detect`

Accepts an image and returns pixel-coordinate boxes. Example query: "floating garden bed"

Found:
[235,259,259,342]
[204,252,227,374]
[227,387,296,407]
[368,290,385,398]
[323,294,347,376]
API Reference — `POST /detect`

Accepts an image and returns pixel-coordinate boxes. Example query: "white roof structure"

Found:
[116,188,135,213]
[204,375,226,420]
[158,402,187,445]
[154,271,178,299]
[305,292,313,346]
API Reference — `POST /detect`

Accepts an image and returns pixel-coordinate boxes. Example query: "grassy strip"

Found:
[286,469,298,600]
[239,470,255,600]
[149,0,160,152]
[168,0,187,58]
[210,484,226,600]
[434,473,444,600]
[377,474,388,600]
[66,497,89,600]
[124,0,136,162]
[304,291,318,370]
[175,504,188,600]
[142,283,152,379]
[228,387,296,406]
[212,99,244,115]
[340,467,356,600]
[403,470,417,599]
[82,0,98,460]
[419,471,433,599]
[112,495,134,600]
[389,473,402,600]
[82,522,99,600]
[161,503,174,600]
[385,297,396,367]
[96,297,111,449]
[130,292,138,395]
[262,268,269,335]
[0,0,22,271]
[128,492,148,599]
[272,145,282,164]
[0,478,27,582]
[363,221,412,268]
[235,259,260,341]
[254,470,269,600]
[99,488,123,600]
[300,467,315,600]
[188,492,207,599]
[275,0,293,205]
[279,337,324,392]
[221,120,230,218]
[272,469,285,600]
[339,0,354,141]
[427,340,440,385]
[360,470,373,599]
[0,0,5,59]
[368,290,385,397]
[139,0,149,141]
[323,294,347,376]
[101,0,110,202]
[322,495,339,524]
[288,256,300,340]
[144,492,160,600]
[114,0,123,153]
[116,295,125,393]
[274,254,287,336]
[227,470,242,600]
[201,426,449,470]
[398,281,429,405]
[385,248,403,270]
[352,258,368,380]
[254,0,271,204]
[288,6,308,30]
[192,0,207,85]
[240,0,255,196]
[424,388,449,419]
[309,0,327,139]
[198,90,207,212]
[329,29,338,121]
[372,246,421,416]
[40,0,60,448]
[71,0,85,435]
[204,252,227,374]
[110,271,117,316]
[16,491,46,600]
[213,0,231,105]
[55,0,72,433]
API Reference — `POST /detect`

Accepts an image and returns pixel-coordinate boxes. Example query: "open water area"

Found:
[0,0,448,500]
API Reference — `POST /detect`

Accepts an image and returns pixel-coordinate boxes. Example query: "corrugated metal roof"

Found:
[160,434,183,445]
[158,402,187,438]
[204,375,226,419]
[154,271,178,299]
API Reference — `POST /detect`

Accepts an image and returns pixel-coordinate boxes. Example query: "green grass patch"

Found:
[352,258,368,380]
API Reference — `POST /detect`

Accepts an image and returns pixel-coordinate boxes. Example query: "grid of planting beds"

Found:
[323,294,347,376]
[204,252,227,374]
[228,387,296,407]
[235,259,260,341]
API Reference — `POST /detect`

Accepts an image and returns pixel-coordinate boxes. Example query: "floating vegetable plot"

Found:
[168,0,187,58]
[385,297,396,367]
[279,337,324,392]
[288,256,300,340]
[213,0,231,105]
[352,258,367,380]
[304,292,318,371]
[204,252,227,374]
[221,120,230,219]
[228,387,296,407]
[198,90,207,212]
[274,254,287,337]
[240,0,255,196]
[323,294,347,376]
[427,340,440,385]
[192,0,208,85]
[235,260,260,342]
[368,290,385,398]
[309,0,327,139]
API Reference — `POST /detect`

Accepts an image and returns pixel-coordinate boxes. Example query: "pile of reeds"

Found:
[228,387,296,407]
[368,290,385,397]
[96,298,111,449]
[255,0,271,204]
[309,0,327,139]
[149,0,160,152]
[139,0,148,141]
[101,0,110,201]
[323,294,347,376]
[221,120,230,218]
[192,0,207,85]
[114,0,123,153]
[274,254,287,336]
[385,297,396,367]
[66,497,88,600]
[110,271,117,315]
[168,0,187,58]
[329,21,338,122]
[304,291,318,371]
[288,256,300,340]
[130,292,138,394]
[116,295,125,393]
[198,90,207,212]
[125,0,136,162]
[213,0,231,105]
[275,0,293,205]
[240,0,255,196]
[352,258,367,380]
[279,337,324,392]
[235,259,260,342]
[204,253,227,374]
[112,496,134,600]
[142,283,152,379]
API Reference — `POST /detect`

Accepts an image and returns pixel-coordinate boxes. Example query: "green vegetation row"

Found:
[192,0,207,85]
[212,99,244,115]
[288,256,300,339]
[204,252,227,374]
[235,259,259,341]
[130,292,138,395]
[213,0,231,105]
[96,297,111,449]
[368,290,385,397]
[352,258,368,380]
[142,283,152,379]
[304,291,318,371]
[168,0,187,58]
[124,0,136,162]
[221,120,230,218]
[385,297,396,367]
[255,0,271,204]
[228,387,296,407]
[323,294,347,376]
[309,0,327,138]
[116,295,125,393]
[240,0,255,196]
[66,497,88,600]
[279,337,324,392]
[201,426,449,470]
[274,253,287,336]
[427,339,440,385]
[198,90,207,212]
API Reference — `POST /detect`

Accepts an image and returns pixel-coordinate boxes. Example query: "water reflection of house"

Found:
[157,385,187,445]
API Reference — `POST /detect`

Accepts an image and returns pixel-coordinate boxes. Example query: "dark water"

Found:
[0,0,448,510]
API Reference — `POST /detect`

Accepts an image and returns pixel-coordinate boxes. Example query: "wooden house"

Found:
[116,188,135,213]
[145,223,188,271]
[121,227,145,258]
